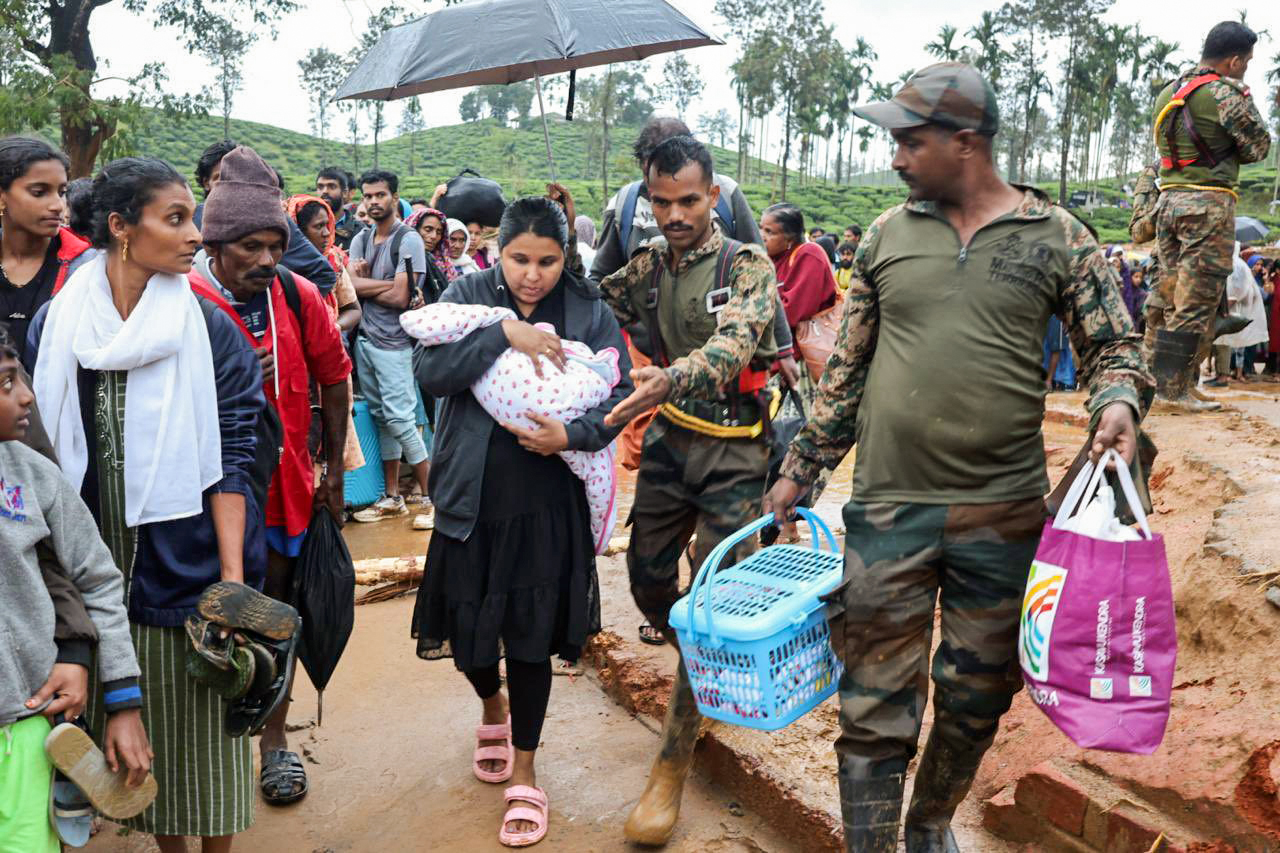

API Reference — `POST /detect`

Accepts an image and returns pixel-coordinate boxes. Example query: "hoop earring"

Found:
[122,238,129,264]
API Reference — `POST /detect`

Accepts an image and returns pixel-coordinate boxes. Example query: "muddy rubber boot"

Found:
[902,733,981,853]
[624,663,701,846]
[837,772,904,852]
[1151,329,1221,414]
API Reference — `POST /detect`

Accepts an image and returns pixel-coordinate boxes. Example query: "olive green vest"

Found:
[1154,71,1241,189]
[628,240,777,376]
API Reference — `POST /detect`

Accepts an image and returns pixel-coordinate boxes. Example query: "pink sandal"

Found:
[473,716,514,783]
[499,784,548,847]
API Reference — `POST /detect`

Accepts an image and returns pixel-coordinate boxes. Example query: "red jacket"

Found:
[773,241,838,329]
[189,269,352,536]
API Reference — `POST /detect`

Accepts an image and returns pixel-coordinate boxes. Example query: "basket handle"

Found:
[684,507,839,647]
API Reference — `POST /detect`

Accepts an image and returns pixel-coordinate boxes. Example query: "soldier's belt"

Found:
[1159,183,1239,202]
[659,390,781,439]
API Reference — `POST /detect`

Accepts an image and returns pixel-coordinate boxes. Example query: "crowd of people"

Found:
[0,16,1273,853]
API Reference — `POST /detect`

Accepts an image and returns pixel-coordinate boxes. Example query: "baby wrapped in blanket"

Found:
[401,302,620,554]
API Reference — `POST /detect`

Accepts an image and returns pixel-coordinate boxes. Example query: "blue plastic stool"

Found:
[669,507,844,731]
[344,400,385,508]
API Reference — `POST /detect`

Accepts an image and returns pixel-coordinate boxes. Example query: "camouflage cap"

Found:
[853,62,999,136]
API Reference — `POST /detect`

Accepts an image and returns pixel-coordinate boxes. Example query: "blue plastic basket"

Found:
[344,400,385,508]
[668,508,845,731]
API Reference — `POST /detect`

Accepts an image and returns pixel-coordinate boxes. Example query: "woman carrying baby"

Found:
[412,194,632,847]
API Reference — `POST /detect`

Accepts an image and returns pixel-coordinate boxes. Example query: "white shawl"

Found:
[33,254,223,526]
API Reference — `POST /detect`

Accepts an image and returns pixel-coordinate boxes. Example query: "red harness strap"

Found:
[1159,72,1222,171]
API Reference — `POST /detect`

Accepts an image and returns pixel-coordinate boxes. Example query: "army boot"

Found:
[837,770,905,852]
[1152,329,1221,414]
[902,732,982,852]
[624,663,702,845]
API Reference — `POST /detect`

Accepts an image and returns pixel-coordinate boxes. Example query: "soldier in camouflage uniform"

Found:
[1149,21,1271,412]
[598,135,780,846]
[1131,162,1242,407]
[765,64,1152,852]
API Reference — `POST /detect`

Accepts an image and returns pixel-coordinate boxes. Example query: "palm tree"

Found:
[925,24,961,62]
[843,37,877,184]
[1141,38,1181,94]
[966,11,1007,86]
[1267,52,1280,202]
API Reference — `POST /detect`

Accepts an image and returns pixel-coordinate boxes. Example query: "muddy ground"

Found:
[89,380,1280,851]
[86,593,795,852]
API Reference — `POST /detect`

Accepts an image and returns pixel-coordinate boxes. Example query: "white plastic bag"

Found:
[1052,449,1144,542]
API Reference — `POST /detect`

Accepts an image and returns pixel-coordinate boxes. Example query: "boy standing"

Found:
[0,331,152,851]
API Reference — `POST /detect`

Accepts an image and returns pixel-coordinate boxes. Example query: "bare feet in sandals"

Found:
[476,692,513,781]
[502,753,545,843]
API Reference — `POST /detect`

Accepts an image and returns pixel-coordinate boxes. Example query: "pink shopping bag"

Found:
[1019,449,1176,753]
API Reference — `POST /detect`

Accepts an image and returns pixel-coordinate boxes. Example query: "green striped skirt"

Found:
[86,370,253,837]
[88,625,255,837]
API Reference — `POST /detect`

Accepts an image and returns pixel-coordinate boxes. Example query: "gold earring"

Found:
[122,238,129,264]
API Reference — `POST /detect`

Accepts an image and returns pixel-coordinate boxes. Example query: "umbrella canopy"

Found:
[1236,216,1270,244]
[336,0,723,102]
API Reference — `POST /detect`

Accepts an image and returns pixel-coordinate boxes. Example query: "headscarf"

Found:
[286,193,346,275]
[446,218,480,275]
[406,207,459,284]
[574,215,596,249]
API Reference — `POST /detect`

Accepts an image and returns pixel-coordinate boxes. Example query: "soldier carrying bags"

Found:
[1148,20,1271,412]
[765,63,1152,851]
[598,134,780,846]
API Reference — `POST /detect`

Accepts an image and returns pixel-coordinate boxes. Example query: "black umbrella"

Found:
[335,0,724,180]
[1236,216,1270,244]
[289,509,356,724]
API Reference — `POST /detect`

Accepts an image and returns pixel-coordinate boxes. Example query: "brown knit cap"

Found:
[200,145,290,248]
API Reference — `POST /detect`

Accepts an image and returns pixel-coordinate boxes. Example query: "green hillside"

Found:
[132,111,1279,246]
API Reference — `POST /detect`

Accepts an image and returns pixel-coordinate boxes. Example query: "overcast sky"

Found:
[91,0,1279,163]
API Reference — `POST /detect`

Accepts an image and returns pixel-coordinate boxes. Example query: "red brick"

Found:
[1104,803,1164,852]
[1015,762,1088,836]
[983,785,1043,843]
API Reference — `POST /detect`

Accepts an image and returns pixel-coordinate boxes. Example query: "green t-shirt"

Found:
[781,187,1147,505]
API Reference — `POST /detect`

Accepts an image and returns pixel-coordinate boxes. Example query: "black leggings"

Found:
[464,659,552,752]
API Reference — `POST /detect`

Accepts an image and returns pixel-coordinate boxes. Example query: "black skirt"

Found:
[411,422,600,670]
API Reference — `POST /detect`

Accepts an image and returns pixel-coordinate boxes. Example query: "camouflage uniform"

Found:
[1128,162,1160,246]
[600,228,779,629]
[600,226,779,837]
[779,189,1150,852]
[1149,67,1270,405]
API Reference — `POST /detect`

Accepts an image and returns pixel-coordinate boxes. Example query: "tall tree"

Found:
[196,17,255,141]
[1048,1,1114,204]
[399,97,425,175]
[459,90,484,122]
[659,53,705,120]
[1268,52,1280,202]
[698,109,736,148]
[842,38,877,183]
[298,47,345,165]
[359,3,406,169]
[925,24,962,61]
[1,0,291,175]
[761,0,834,199]
[714,0,769,182]
[732,31,781,184]
[965,11,1009,174]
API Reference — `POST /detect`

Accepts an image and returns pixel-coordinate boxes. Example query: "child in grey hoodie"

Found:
[0,328,152,851]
